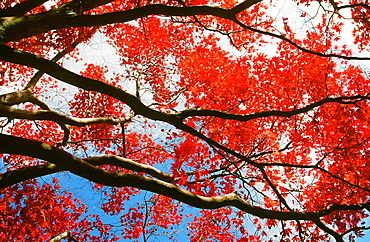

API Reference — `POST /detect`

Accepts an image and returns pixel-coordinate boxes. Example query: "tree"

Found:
[0,0,369,241]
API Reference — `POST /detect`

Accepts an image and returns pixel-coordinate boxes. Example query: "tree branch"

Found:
[3,45,368,172]
[1,133,369,222]
[0,132,365,222]
[1,1,368,60]
[0,89,37,106]
[0,154,173,189]
[59,0,116,15]
[0,45,173,123]
[0,0,48,17]
[0,104,131,127]
[312,218,344,242]
[49,230,79,242]
[0,4,233,42]
[177,95,370,121]
[0,163,63,189]
[25,39,84,90]
[230,17,370,60]
[2,46,369,170]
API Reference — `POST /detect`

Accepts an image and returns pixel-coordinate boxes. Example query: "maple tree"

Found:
[0,0,370,241]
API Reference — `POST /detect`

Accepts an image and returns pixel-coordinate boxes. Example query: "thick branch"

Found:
[177,95,370,121]
[1,1,368,60]
[0,104,131,127]
[312,218,344,242]
[25,39,83,90]
[84,155,173,182]
[49,230,70,242]
[49,230,79,242]
[230,0,263,14]
[0,89,36,106]
[59,0,115,15]
[0,163,62,189]
[0,0,48,17]
[0,45,176,124]
[0,2,250,42]
[0,155,173,189]
[1,133,366,221]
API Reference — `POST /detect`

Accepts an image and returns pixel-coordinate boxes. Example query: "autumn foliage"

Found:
[0,0,370,241]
